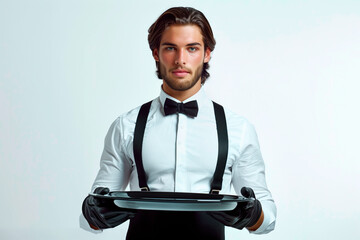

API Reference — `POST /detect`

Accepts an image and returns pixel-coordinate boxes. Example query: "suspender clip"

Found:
[211,189,220,194]
[140,187,149,191]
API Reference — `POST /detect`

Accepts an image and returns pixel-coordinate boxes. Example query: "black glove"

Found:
[209,187,262,230]
[82,187,136,230]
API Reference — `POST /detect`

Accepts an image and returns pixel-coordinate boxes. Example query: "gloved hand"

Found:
[82,187,136,230]
[209,187,262,230]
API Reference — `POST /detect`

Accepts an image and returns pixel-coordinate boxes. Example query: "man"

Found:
[81,7,276,239]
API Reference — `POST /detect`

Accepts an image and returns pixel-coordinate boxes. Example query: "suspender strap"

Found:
[133,100,152,191]
[210,101,229,194]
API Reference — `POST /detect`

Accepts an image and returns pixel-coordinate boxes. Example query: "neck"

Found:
[162,82,201,102]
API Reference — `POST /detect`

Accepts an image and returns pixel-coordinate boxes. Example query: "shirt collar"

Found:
[159,85,208,110]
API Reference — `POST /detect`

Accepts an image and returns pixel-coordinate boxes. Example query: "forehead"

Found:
[160,24,204,46]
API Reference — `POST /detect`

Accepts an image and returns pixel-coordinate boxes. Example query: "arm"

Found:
[81,117,134,231]
[232,121,276,234]
[92,117,133,191]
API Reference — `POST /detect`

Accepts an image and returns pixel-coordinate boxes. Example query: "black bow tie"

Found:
[164,98,199,117]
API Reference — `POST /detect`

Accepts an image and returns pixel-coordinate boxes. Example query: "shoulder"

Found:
[221,105,255,131]
[218,106,262,159]
[219,104,260,144]
[115,97,160,130]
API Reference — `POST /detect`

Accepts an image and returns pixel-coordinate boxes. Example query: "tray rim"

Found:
[88,191,250,203]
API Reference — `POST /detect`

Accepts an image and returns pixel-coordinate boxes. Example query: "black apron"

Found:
[126,100,229,240]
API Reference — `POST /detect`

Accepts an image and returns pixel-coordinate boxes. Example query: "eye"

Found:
[188,47,197,52]
[166,47,175,51]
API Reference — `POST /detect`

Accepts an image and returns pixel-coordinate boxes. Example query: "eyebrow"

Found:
[161,42,202,47]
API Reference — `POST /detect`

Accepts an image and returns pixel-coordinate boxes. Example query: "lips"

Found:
[172,69,189,77]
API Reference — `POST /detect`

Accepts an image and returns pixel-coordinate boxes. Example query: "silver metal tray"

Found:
[89,191,249,211]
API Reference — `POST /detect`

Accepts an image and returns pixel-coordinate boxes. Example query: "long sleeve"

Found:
[91,117,133,192]
[80,117,134,232]
[231,120,277,234]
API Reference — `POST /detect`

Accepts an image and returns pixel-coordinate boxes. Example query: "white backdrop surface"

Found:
[1,0,359,239]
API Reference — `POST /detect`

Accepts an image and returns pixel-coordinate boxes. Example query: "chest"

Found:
[141,113,219,177]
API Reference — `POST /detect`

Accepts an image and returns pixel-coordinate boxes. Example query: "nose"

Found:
[175,49,186,66]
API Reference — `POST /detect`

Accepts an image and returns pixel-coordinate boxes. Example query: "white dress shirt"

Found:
[81,87,276,234]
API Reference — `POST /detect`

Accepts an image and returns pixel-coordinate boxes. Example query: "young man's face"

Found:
[153,24,211,98]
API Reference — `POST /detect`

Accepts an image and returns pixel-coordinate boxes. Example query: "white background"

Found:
[1,0,359,239]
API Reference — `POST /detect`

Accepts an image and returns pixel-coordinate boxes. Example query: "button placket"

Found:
[174,113,188,191]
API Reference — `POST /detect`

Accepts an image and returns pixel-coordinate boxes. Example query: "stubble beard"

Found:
[159,61,203,91]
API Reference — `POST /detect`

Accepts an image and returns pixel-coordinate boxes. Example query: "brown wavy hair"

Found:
[148,7,216,84]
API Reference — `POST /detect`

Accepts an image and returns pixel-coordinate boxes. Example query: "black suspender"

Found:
[133,101,152,191]
[210,102,229,194]
[133,100,229,194]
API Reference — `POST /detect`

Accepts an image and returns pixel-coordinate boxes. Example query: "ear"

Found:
[153,49,159,61]
[204,47,211,63]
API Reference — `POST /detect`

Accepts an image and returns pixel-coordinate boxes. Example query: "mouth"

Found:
[172,69,190,77]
